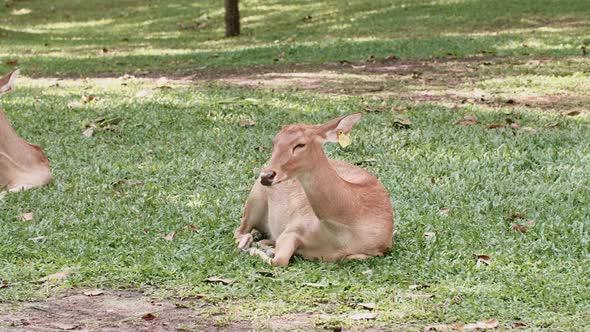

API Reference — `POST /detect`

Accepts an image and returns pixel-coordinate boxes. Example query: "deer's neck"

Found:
[296,153,358,222]
[0,108,41,166]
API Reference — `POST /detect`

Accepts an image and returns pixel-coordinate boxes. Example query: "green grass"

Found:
[1,0,590,330]
[1,0,589,76]
[1,78,589,329]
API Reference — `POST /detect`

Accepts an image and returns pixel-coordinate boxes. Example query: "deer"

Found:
[0,70,51,192]
[234,113,394,266]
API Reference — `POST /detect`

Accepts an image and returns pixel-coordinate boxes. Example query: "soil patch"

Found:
[0,290,256,332]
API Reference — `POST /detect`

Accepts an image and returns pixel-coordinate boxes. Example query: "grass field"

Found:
[1,0,589,330]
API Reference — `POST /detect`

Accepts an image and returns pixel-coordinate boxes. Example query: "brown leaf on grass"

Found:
[239,119,256,127]
[68,100,85,110]
[82,127,94,137]
[205,277,233,284]
[475,254,491,266]
[511,321,526,329]
[83,290,105,297]
[508,213,526,220]
[512,224,527,234]
[456,114,478,126]
[407,293,435,300]
[424,324,450,331]
[563,110,581,117]
[183,224,198,232]
[82,94,97,103]
[37,269,70,283]
[350,312,378,320]
[486,123,506,129]
[463,319,499,330]
[141,313,157,321]
[438,208,450,217]
[392,114,412,128]
[20,212,34,222]
[357,302,376,310]
[5,59,18,66]
[164,231,176,241]
[409,284,430,290]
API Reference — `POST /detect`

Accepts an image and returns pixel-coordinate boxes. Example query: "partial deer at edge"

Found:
[0,70,51,192]
[234,113,394,266]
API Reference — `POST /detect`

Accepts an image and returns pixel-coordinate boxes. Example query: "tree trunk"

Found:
[224,0,240,37]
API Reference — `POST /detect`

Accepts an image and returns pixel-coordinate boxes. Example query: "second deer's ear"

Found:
[0,70,19,97]
[318,113,363,144]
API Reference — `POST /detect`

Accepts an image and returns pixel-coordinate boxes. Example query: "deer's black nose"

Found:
[260,170,276,186]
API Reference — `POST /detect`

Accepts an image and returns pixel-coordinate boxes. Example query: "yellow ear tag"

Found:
[337,130,351,148]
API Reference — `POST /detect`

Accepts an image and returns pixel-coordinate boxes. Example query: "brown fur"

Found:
[234,113,394,266]
[0,70,51,192]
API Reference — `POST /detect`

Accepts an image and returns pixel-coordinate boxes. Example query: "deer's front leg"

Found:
[234,183,268,251]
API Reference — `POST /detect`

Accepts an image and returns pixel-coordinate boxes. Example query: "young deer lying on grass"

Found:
[234,113,394,266]
[0,70,51,192]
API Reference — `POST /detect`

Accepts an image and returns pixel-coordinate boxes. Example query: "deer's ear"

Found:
[0,70,19,97]
[318,113,363,143]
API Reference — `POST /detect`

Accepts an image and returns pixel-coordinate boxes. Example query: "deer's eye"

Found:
[292,143,306,153]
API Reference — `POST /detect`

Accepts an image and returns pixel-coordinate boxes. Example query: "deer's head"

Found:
[260,113,362,186]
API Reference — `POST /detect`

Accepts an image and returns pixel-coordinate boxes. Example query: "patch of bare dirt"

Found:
[179,55,590,112]
[0,290,253,332]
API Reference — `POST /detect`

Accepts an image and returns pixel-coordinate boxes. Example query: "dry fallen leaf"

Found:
[438,207,450,216]
[164,231,176,241]
[141,313,157,321]
[409,284,430,290]
[486,123,506,129]
[512,224,527,234]
[563,110,581,117]
[68,100,85,110]
[392,114,412,128]
[205,277,232,284]
[511,321,526,329]
[184,224,198,232]
[239,119,256,127]
[20,212,34,222]
[357,302,376,310]
[424,324,450,331]
[407,293,435,300]
[424,232,436,240]
[475,254,491,266]
[84,290,105,297]
[337,130,351,148]
[82,94,97,103]
[38,269,70,283]
[82,127,94,137]
[508,213,526,220]
[350,312,378,320]
[6,59,18,66]
[456,114,478,126]
[463,319,499,330]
